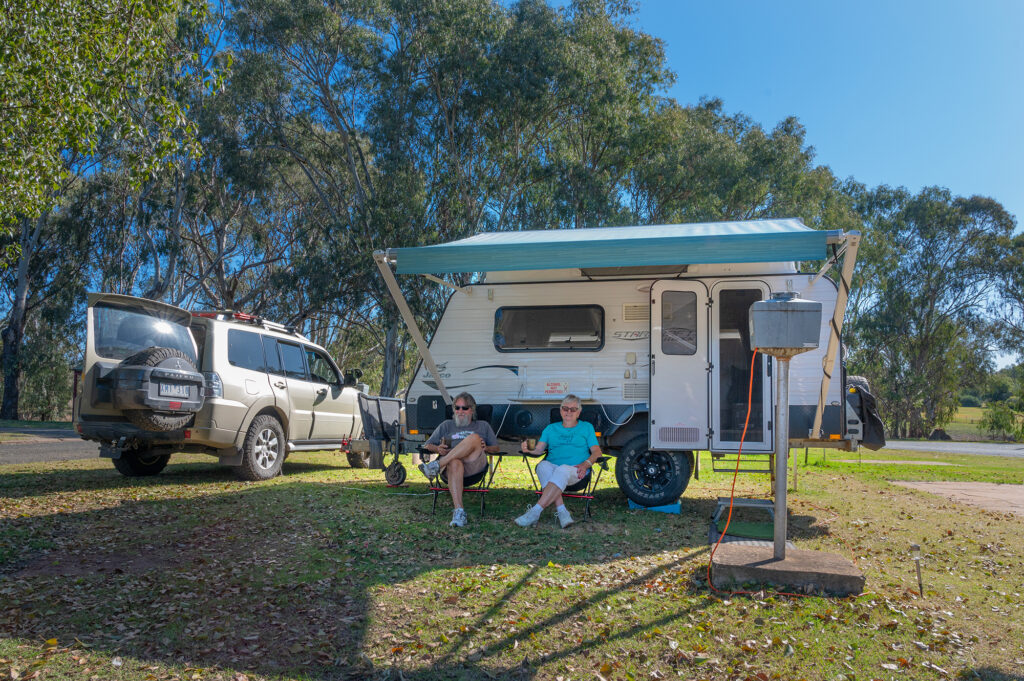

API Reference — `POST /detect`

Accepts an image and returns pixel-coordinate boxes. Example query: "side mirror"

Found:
[342,368,363,387]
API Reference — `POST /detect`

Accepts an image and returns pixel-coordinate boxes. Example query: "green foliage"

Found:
[958,393,981,408]
[980,401,1023,441]
[847,186,1015,438]
[0,0,210,233]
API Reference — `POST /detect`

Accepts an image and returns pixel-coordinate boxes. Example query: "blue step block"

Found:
[627,499,681,514]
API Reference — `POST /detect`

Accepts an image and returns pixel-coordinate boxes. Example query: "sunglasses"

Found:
[560,406,580,412]
[453,405,472,411]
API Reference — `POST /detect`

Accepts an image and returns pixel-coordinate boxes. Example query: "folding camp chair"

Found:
[522,407,609,519]
[419,404,498,516]
[356,393,407,486]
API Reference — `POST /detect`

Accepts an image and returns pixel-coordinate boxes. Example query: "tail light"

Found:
[204,372,223,398]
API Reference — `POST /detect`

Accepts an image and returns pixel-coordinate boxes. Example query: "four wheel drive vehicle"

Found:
[74,293,366,480]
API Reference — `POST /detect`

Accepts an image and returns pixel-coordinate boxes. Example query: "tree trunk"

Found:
[0,322,25,420]
[379,321,405,397]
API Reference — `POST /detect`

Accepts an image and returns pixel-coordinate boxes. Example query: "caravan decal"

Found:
[613,330,649,340]
[423,381,475,390]
[465,364,520,376]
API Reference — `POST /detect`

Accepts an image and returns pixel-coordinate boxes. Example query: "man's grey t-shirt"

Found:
[426,419,498,448]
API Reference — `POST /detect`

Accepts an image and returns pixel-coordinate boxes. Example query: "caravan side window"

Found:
[493,305,604,352]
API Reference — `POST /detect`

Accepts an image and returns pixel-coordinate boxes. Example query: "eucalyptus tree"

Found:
[846,186,1014,437]
[0,0,208,236]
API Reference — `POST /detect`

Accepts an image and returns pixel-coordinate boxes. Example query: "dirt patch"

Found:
[892,481,1024,516]
[15,548,179,578]
[835,460,963,466]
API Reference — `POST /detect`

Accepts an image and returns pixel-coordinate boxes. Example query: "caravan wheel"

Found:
[615,436,690,507]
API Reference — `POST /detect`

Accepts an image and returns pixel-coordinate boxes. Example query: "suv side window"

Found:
[262,336,283,375]
[228,329,266,371]
[305,347,340,385]
[278,341,308,380]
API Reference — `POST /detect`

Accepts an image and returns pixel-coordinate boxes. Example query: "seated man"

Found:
[418,392,500,528]
[515,394,602,529]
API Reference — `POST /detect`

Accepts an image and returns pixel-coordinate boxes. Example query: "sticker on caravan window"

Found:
[613,330,649,340]
[544,382,568,394]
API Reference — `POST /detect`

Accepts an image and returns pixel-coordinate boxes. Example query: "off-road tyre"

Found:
[235,414,286,481]
[846,375,871,395]
[614,435,691,507]
[119,346,198,432]
[347,451,371,468]
[112,449,171,477]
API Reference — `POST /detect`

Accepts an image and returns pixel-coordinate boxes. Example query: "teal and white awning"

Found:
[388,219,840,275]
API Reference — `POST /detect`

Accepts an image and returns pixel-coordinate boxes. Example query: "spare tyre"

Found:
[111,346,205,432]
[846,375,871,394]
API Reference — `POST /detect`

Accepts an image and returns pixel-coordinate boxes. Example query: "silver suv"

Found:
[74,293,365,480]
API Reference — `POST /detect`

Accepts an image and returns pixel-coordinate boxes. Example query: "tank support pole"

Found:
[373,251,452,405]
[811,232,861,437]
[774,357,791,560]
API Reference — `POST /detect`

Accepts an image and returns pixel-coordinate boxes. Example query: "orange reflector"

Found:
[408,429,419,435]
[595,432,602,437]
[829,433,841,440]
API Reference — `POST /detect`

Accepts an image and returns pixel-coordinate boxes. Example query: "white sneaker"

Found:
[418,458,441,480]
[514,507,541,527]
[450,508,468,527]
[556,506,574,529]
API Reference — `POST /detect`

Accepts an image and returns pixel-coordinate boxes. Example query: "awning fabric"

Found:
[390,219,836,275]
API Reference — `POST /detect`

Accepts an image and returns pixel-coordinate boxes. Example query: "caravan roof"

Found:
[387,218,841,275]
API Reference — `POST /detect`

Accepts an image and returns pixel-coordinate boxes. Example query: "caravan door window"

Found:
[494,305,604,352]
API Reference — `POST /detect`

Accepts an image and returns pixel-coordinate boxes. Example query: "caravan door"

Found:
[649,281,709,451]
[710,282,772,452]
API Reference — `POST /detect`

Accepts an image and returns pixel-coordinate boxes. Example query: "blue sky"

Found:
[630,0,1023,228]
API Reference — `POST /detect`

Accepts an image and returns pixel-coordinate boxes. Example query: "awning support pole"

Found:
[373,251,452,405]
[811,231,861,437]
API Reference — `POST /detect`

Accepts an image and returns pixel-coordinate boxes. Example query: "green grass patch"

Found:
[0,419,73,430]
[1,448,1022,680]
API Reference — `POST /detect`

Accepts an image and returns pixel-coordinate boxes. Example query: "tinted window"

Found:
[262,336,283,375]
[278,342,307,380]
[93,303,196,362]
[661,291,697,355]
[228,329,266,371]
[494,305,604,352]
[305,347,339,384]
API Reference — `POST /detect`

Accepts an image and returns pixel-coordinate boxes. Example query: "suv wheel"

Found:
[614,436,690,507]
[113,448,171,477]
[120,347,200,432]
[236,414,286,481]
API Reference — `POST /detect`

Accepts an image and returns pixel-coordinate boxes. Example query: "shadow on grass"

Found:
[0,459,346,498]
[0,469,714,680]
[957,669,1024,681]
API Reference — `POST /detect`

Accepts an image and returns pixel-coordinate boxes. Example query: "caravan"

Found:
[374,219,883,506]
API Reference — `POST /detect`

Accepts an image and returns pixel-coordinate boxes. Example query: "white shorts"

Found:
[536,460,581,491]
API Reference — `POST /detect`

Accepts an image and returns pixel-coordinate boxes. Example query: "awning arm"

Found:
[809,239,850,287]
[811,231,860,437]
[373,250,452,405]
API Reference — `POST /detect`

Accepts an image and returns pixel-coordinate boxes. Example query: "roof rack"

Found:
[191,310,305,338]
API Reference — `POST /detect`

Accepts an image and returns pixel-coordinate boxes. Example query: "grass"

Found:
[0,420,73,430]
[944,407,989,441]
[1,447,1022,681]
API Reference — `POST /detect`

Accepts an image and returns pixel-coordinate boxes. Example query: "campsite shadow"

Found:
[956,669,1024,681]
[0,475,711,680]
[0,459,344,498]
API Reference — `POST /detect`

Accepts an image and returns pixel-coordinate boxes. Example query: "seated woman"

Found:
[515,394,603,529]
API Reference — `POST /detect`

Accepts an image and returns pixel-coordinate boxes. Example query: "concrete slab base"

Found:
[711,544,865,596]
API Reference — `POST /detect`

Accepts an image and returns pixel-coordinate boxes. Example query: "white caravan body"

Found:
[403,262,845,454]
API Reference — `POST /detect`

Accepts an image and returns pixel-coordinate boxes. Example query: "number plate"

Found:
[159,383,189,398]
